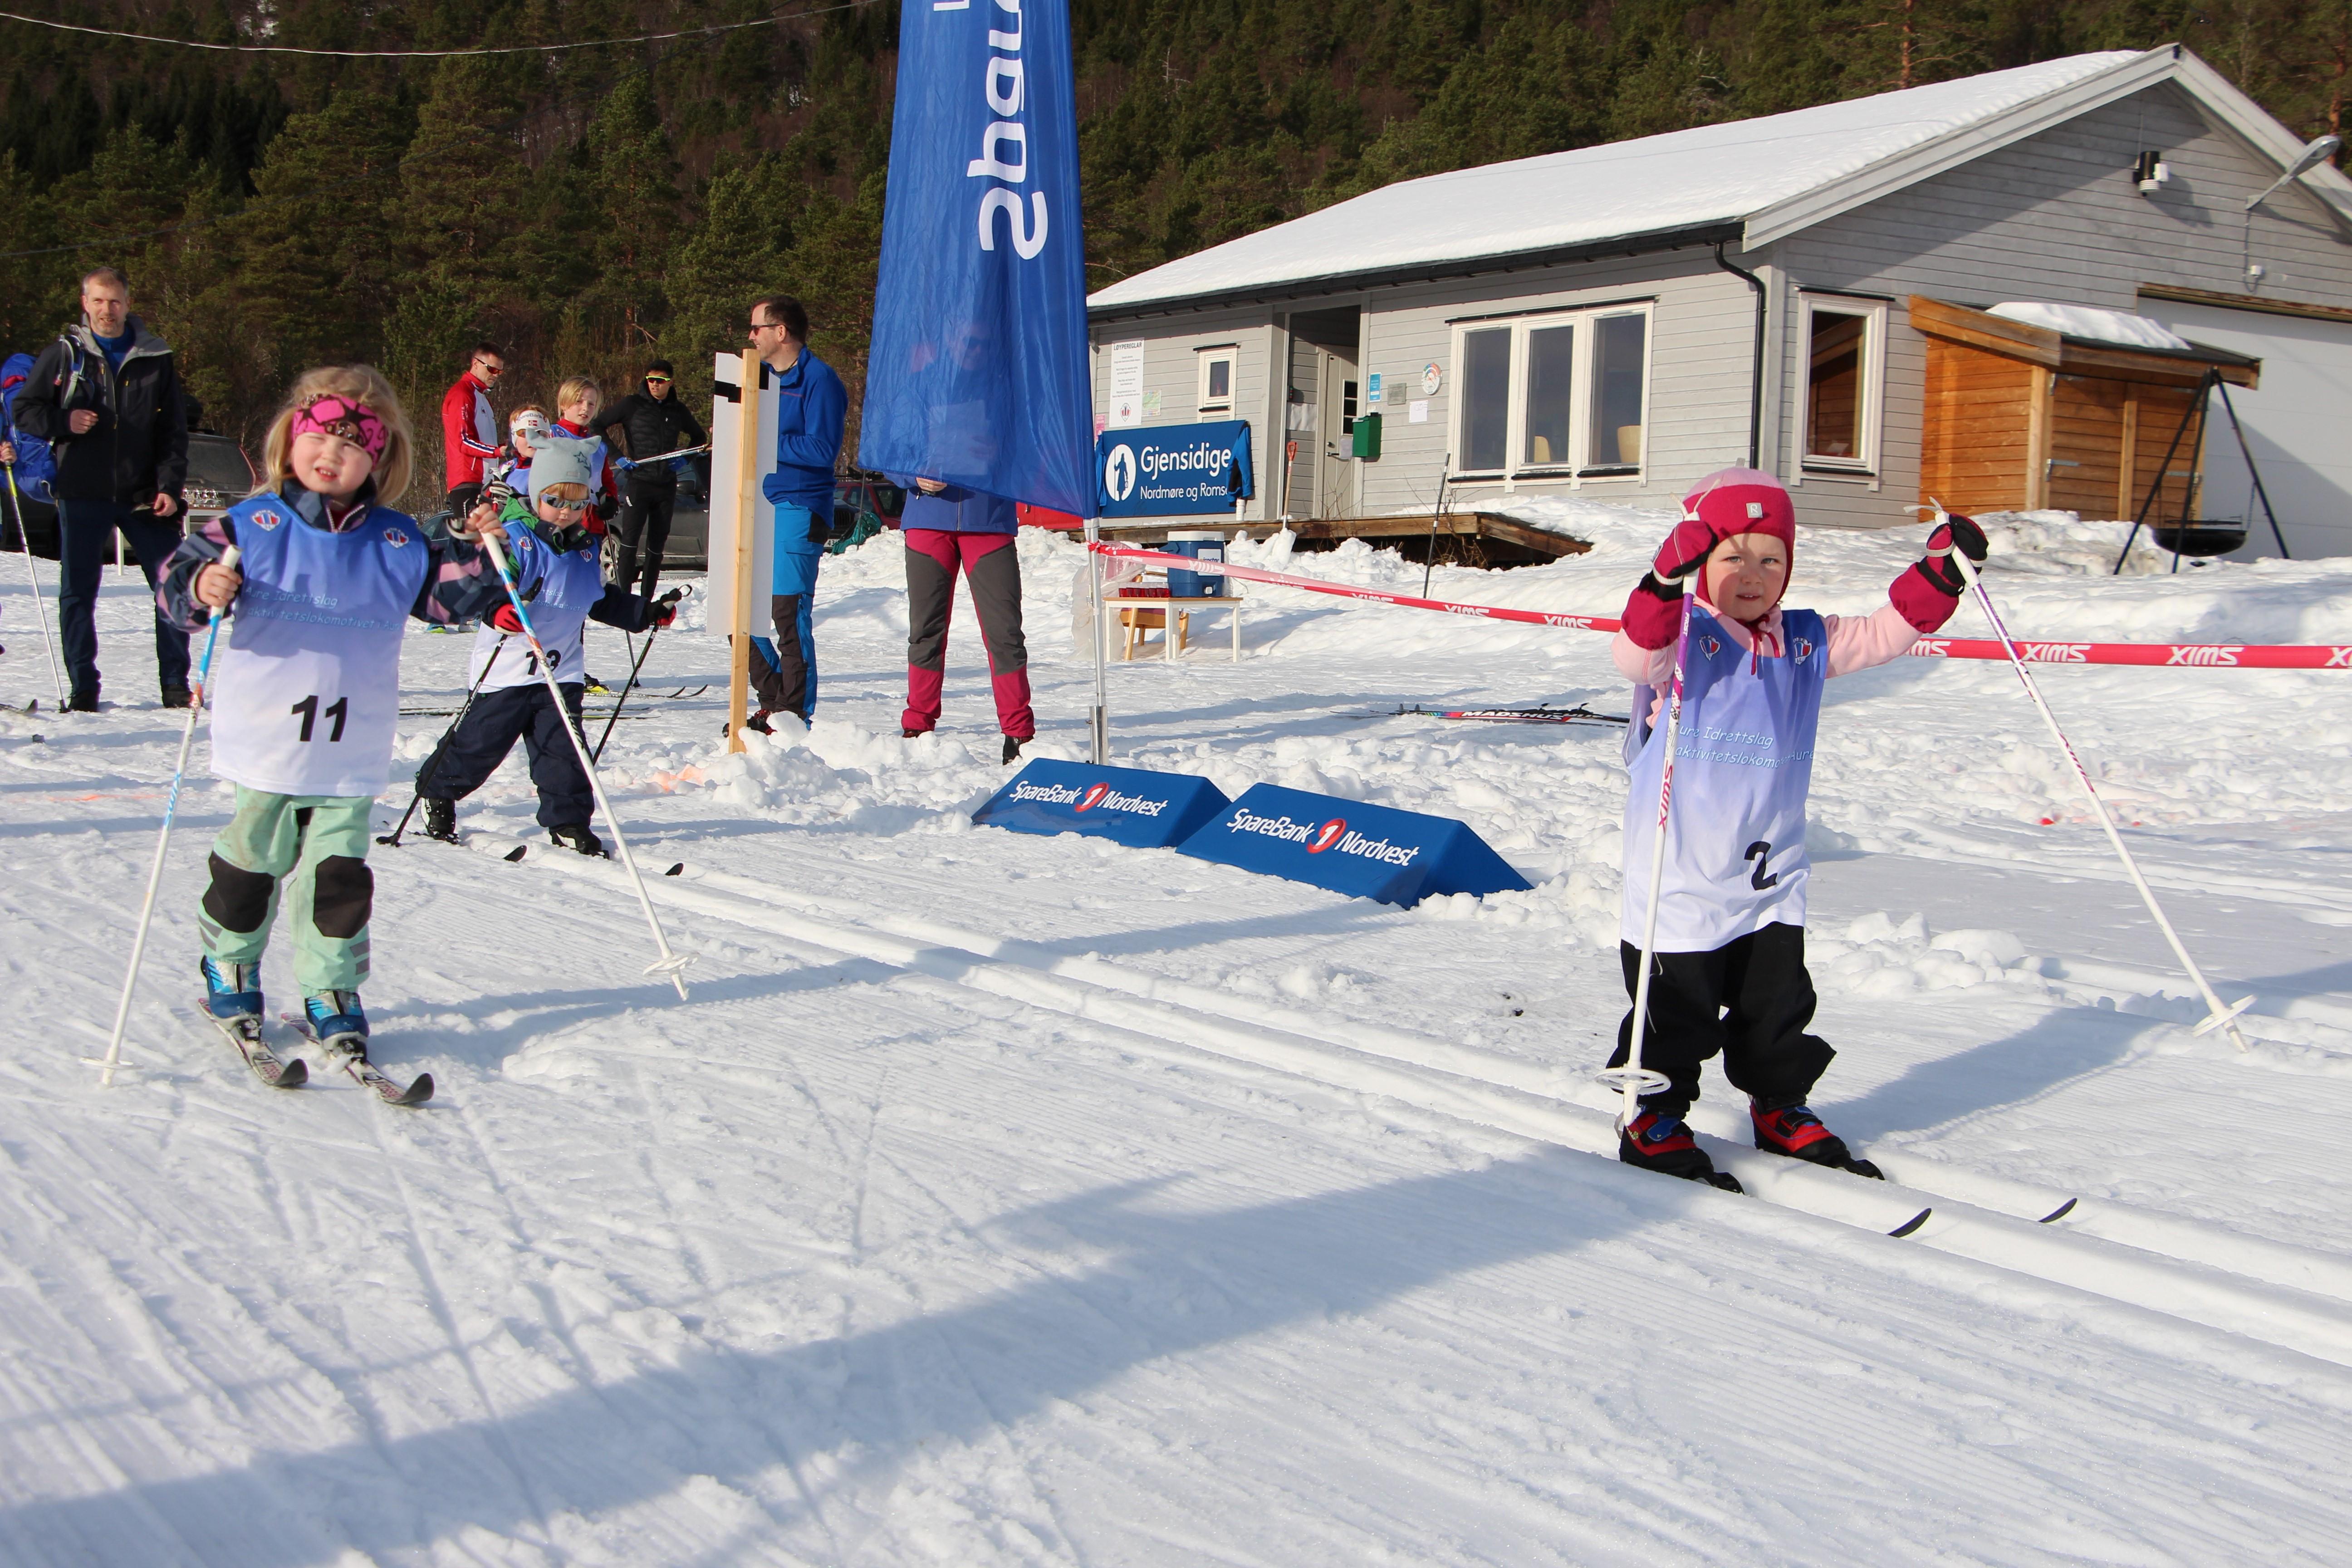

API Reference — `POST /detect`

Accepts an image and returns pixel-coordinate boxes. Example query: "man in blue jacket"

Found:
[743,294,845,730]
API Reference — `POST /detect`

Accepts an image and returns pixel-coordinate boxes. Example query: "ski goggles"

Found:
[291,396,389,463]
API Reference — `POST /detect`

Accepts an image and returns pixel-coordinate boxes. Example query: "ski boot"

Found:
[421,797,459,843]
[1002,735,1025,765]
[202,956,264,1023]
[549,821,606,857]
[1750,1098,1882,1179]
[160,683,192,710]
[304,992,370,1061]
[1620,1108,1742,1193]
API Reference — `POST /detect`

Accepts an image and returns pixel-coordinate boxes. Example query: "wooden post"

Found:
[2023,365,2053,511]
[2117,397,2138,521]
[726,348,762,754]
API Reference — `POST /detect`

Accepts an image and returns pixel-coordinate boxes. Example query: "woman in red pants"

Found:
[892,475,1035,764]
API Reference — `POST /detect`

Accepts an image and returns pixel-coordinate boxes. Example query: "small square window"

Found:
[1798,296,1886,475]
[1197,346,1237,416]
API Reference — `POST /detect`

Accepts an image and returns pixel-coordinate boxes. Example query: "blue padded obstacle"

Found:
[973,760,1233,849]
[1176,784,1531,907]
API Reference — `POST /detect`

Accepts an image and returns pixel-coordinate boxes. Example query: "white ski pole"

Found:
[4,462,64,706]
[1598,578,1693,1125]
[1942,515,2254,1050]
[96,544,240,1085]
[481,530,694,999]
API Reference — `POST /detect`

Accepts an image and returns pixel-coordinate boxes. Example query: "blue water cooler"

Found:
[1164,530,1227,597]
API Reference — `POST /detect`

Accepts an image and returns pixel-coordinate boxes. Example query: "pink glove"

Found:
[1649,514,1721,585]
[1888,514,1988,633]
[1619,574,1688,650]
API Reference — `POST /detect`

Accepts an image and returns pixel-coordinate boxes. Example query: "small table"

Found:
[1108,582,1244,663]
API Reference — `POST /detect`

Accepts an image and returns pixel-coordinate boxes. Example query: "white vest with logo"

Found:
[467,518,606,692]
[209,495,431,798]
[1620,606,1827,952]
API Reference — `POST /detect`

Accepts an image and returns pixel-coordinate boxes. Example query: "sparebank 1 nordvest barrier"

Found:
[1177,784,1532,907]
[972,760,1233,848]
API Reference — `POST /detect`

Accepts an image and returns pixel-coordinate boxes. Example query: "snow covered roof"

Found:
[1987,302,2194,351]
[1091,46,2352,316]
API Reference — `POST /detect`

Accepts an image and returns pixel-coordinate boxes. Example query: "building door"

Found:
[2141,297,2352,558]
[1315,346,1360,519]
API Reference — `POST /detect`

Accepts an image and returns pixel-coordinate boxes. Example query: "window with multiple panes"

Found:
[1797,294,1886,475]
[1450,305,1651,481]
[1196,346,1237,416]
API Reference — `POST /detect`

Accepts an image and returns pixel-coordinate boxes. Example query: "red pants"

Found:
[903,529,1033,737]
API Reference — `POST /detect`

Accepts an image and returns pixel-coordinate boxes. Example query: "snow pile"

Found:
[1987,302,2195,351]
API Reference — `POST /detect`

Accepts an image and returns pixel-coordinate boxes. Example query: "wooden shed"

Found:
[1911,295,2259,521]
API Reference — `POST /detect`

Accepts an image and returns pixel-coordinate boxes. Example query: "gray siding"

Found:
[1777,81,2352,527]
[1088,309,1279,521]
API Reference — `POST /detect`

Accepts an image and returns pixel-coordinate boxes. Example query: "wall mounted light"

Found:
[2244,134,2342,212]
[2133,150,2171,193]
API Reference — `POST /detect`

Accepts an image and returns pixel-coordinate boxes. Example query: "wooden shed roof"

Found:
[1909,296,2261,388]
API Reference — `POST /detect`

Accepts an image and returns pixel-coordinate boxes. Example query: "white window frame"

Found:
[1196,344,1238,418]
[1794,293,1888,480]
[1446,303,1654,489]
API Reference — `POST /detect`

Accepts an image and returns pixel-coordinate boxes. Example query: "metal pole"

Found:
[3,463,64,704]
[1598,581,1690,1127]
[1420,455,1452,600]
[483,531,693,999]
[97,545,240,1085]
[2213,377,2291,559]
[1086,517,1108,764]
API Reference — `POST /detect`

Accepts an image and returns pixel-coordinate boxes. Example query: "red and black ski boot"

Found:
[1620,1109,1742,1193]
[1750,1098,1882,1179]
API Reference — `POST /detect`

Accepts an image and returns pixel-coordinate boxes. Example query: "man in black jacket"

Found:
[11,266,190,710]
[599,358,707,600]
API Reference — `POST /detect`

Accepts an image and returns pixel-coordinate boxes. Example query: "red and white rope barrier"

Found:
[1093,544,2352,670]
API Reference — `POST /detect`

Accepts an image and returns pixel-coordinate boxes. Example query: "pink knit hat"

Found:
[1682,466,1795,608]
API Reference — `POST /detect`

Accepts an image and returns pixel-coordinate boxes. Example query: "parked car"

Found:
[642,468,905,571]
[0,431,251,559]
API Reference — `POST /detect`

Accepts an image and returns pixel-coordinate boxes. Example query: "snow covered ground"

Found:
[5,512,2352,1565]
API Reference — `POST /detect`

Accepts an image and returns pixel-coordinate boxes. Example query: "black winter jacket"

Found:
[11,318,188,508]
[601,384,707,490]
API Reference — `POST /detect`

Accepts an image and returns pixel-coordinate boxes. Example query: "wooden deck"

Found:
[1095,511,1589,567]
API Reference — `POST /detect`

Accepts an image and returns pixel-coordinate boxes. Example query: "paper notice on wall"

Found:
[1287,402,1316,432]
[1142,390,1162,416]
[1409,400,1430,424]
[1107,340,1145,428]
[1367,371,1383,405]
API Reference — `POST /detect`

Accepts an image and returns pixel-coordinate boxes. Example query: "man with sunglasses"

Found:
[737,294,845,732]
[599,358,707,600]
[440,341,513,518]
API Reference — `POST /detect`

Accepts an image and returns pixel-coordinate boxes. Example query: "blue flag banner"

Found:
[1097,421,1254,517]
[1176,784,1532,907]
[859,0,1095,517]
[973,760,1232,848]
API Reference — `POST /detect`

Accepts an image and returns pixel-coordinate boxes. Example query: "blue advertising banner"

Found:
[1097,421,1254,517]
[973,760,1232,849]
[858,0,1095,517]
[1176,784,1531,907]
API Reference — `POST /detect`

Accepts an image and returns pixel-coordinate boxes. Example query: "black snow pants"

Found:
[421,682,593,830]
[1605,922,1836,1120]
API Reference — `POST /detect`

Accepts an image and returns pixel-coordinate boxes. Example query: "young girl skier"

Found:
[157,366,512,1074]
[416,437,672,853]
[1608,467,1985,1191]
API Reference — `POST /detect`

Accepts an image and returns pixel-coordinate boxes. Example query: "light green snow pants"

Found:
[197,787,376,995]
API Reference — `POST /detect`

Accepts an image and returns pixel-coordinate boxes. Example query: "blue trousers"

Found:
[58,497,191,697]
[421,682,593,829]
[747,546,821,719]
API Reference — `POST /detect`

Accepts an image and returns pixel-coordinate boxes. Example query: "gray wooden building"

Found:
[1086,45,2352,555]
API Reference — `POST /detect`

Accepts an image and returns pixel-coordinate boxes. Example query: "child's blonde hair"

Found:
[259,365,416,505]
[555,377,601,417]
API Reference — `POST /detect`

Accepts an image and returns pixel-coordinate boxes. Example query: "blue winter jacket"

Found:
[758,348,845,540]
[889,478,1017,534]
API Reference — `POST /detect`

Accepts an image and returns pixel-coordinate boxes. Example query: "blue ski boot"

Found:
[201,956,264,1022]
[303,991,369,1059]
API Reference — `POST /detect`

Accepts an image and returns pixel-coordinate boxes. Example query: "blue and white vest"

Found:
[1620,606,1826,952]
[468,517,605,692]
[210,494,431,797]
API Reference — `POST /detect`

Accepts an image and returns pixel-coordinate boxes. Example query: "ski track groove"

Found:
[497,842,2352,1377]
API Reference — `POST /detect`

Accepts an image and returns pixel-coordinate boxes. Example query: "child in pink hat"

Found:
[1607,467,1984,1191]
